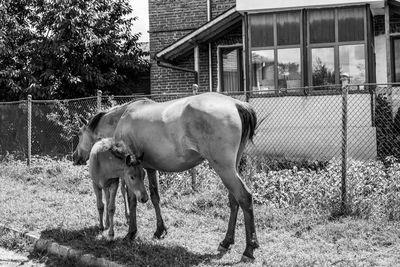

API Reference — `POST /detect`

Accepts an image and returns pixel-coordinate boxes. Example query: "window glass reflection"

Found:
[311,47,335,86]
[339,44,365,84]
[277,48,301,89]
[252,50,275,91]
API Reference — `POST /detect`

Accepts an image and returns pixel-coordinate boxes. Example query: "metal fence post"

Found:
[97,90,102,112]
[27,95,32,166]
[340,75,349,214]
[190,84,199,191]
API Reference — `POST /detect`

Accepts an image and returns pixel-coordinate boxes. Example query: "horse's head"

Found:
[73,117,96,165]
[124,154,148,203]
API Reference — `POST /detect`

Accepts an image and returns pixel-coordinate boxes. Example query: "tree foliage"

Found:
[0,0,149,101]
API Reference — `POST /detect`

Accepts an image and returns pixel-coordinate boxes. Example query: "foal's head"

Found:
[110,141,148,203]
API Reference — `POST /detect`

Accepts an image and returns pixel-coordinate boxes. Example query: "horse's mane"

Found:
[87,99,153,131]
[88,112,106,131]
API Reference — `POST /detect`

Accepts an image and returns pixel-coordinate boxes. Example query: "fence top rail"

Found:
[0,100,26,105]
[31,96,97,103]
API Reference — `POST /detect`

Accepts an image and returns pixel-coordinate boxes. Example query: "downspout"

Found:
[157,60,199,85]
[208,0,213,91]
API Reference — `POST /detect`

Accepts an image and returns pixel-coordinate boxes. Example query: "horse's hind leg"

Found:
[106,179,119,239]
[92,182,104,230]
[213,166,259,261]
[147,169,167,239]
[218,192,239,252]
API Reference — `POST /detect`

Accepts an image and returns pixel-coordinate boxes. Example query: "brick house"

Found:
[150,0,400,94]
[149,0,400,160]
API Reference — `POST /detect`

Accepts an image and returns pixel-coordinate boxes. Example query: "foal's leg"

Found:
[218,192,239,252]
[92,182,104,230]
[120,179,129,223]
[214,166,259,261]
[104,184,111,230]
[106,180,119,239]
[124,189,138,240]
[146,169,167,239]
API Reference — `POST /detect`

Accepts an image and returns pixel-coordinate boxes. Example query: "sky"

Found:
[129,0,149,42]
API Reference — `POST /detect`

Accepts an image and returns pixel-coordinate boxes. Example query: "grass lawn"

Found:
[0,156,400,266]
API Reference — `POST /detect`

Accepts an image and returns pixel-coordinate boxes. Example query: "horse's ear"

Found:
[126,154,142,166]
[137,153,144,162]
[110,142,125,160]
[79,116,88,126]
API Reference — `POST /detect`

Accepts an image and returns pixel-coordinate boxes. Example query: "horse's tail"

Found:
[235,102,257,167]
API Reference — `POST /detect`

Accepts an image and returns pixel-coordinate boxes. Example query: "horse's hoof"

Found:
[217,244,230,254]
[123,232,137,241]
[153,228,167,239]
[241,254,255,263]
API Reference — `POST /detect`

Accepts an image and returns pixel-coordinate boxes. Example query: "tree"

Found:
[0,0,149,101]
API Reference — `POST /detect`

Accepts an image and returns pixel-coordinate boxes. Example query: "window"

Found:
[392,38,400,82]
[309,9,335,44]
[252,50,275,90]
[311,47,335,86]
[278,48,301,88]
[219,46,244,92]
[250,11,302,91]
[339,44,365,84]
[308,6,367,87]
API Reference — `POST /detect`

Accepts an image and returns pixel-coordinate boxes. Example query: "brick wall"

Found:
[210,0,236,19]
[149,0,238,94]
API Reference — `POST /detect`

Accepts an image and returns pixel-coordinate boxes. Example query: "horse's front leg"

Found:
[120,178,129,223]
[147,169,167,239]
[124,189,138,240]
[92,182,104,230]
[218,192,239,252]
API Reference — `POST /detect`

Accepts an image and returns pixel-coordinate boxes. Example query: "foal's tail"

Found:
[235,102,257,166]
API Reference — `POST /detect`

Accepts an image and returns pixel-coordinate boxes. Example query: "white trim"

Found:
[236,0,382,12]
[156,8,237,59]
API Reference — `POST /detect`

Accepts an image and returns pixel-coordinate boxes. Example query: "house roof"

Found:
[155,7,242,62]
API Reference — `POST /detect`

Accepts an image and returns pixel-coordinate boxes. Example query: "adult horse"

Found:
[73,92,259,261]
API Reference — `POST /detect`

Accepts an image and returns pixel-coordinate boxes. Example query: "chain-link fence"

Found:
[2,84,400,161]
[2,83,400,211]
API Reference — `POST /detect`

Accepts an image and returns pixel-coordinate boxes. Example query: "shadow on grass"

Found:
[40,226,223,266]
